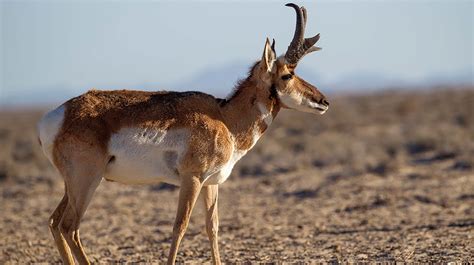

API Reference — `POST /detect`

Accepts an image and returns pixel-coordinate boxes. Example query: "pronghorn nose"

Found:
[320,98,329,106]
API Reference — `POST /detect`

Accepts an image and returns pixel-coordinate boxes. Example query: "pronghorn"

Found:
[37,3,328,264]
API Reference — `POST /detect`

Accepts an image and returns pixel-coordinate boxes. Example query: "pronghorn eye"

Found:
[281,74,293,80]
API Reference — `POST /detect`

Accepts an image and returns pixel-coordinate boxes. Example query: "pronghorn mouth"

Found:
[315,106,328,114]
[308,101,328,114]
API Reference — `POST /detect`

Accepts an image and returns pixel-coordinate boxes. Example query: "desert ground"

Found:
[1,88,473,263]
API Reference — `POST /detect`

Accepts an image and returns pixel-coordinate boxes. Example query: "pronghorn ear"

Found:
[261,38,276,73]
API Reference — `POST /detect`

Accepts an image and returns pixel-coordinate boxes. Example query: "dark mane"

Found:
[220,61,260,106]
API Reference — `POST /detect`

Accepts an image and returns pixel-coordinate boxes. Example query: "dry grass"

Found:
[1,88,473,263]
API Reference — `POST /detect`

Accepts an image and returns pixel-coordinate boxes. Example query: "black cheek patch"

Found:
[269,84,278,100]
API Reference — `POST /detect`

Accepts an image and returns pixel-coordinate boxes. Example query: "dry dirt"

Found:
[1,89,473,263]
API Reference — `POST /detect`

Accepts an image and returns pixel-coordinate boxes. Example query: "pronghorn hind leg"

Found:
[59,170,103,265]
[49,192,75,264]
[202,185,221,265]
[54,143,107,265]
[167,175,203,265]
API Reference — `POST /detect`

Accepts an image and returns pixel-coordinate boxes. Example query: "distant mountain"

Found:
[165,62,472,96]
[420,68,473,88]
[1,62,471,107]
[1,85,81,107]
[318,70,472,93]
[164,61,250,98]
[324,72,412,92]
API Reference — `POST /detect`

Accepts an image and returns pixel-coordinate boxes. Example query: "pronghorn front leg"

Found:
[202,185,221,265]
[167,175,202,265]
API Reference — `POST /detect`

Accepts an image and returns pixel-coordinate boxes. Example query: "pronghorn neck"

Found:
[222,69,280,151]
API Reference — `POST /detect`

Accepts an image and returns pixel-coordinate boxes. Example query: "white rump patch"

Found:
[37,104,66,163]
[105,127,189,185]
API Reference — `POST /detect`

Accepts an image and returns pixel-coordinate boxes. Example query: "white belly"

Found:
[105,127,189,185]
[106,117,267,186]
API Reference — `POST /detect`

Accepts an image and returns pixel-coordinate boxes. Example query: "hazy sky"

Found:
[1,1,473,105]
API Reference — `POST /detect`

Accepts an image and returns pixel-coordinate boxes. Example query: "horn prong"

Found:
[304,33,320,50]
[304,46,322,56]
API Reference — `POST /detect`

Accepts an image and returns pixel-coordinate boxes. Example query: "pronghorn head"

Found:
[258,3,329,115]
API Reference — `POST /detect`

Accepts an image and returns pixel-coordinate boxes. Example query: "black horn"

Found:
[284,3,321,65]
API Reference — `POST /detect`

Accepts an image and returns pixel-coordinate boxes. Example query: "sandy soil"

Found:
[1,89,473,263]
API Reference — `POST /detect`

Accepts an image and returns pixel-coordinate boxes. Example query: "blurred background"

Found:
[1,1,473,263]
